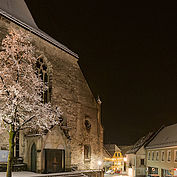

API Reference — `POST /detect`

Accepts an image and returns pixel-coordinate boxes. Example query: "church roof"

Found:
[0,0,38,29]
[0,0,78,58]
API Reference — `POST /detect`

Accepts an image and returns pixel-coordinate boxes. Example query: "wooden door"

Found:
[45,149,65,173]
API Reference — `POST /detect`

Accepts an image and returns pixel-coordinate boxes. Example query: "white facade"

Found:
[126,146,146,177]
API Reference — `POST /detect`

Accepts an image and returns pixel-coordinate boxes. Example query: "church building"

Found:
[0,0,103,173]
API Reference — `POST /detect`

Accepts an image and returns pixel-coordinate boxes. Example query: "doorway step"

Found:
[0,157,27,172]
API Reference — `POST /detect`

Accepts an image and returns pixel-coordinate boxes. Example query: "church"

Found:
[0,0,103,173]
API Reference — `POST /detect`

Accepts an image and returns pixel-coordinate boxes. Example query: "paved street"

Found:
[104,174,129,177]
[0,172,130,177]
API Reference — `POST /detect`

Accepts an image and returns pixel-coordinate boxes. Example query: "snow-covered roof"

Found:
[103,146,112,158]
[126,132,154,154]
[0,0,37,29]
[104,144,121,157]
[146,123,177,149]
[118,145,133,155]
[0,0,78,58]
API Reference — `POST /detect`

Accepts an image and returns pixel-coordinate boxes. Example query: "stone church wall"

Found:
[0,14,103,171]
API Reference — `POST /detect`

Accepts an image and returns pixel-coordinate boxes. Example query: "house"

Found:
[0,0,103,173]
[146,123,177,177]
[126,132,155,177]
[103,144,126,173]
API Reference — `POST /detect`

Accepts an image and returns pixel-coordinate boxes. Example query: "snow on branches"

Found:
[0,28,62,135]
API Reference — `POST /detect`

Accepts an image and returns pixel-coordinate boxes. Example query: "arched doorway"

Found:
[31,143,37,172]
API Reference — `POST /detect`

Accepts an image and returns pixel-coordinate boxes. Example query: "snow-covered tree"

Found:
[0,28,62,177]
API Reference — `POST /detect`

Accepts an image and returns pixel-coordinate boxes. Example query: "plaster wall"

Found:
[147,147,177,176]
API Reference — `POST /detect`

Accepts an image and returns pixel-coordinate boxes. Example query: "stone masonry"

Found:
[0,9,103,173]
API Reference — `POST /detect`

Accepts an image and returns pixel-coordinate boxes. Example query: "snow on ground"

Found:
[0,172,130,177]
[0,171,38,177]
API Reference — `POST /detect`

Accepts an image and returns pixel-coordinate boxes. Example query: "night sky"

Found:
[25,1,177,145]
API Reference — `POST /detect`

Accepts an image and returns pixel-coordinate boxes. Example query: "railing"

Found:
[71,163,103,177]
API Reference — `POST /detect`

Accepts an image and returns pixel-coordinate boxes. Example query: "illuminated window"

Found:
[36,58,51,103]
[84,145,91,161]
[117,152,120,157]
[156,151,159,161]
[167,150,171,162]
[161,151,165,161]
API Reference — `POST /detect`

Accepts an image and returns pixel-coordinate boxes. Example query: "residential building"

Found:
[146,123,177,177]
[126,132,155,177]
[104,144,126,173]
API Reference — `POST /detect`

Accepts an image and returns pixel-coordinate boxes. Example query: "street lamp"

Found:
[123,157,127,162]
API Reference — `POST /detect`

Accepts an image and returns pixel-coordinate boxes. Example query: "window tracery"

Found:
[36,57,52,103]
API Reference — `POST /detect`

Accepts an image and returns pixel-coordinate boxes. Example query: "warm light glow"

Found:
[98,160,102,166]
[123,157,127,161]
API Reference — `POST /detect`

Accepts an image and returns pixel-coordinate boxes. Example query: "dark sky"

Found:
[25,1,177,145]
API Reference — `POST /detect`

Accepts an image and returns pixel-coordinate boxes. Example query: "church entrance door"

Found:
[45,149,65,173]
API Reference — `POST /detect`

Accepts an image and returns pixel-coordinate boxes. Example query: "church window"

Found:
[36,58,51,103]
[84,145,91,161]
[85,120,91,130]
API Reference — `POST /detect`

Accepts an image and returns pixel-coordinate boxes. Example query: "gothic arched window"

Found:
[36,58,52,103]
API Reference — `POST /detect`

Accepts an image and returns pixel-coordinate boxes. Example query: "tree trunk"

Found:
[6,125,15,177]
